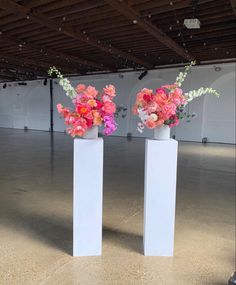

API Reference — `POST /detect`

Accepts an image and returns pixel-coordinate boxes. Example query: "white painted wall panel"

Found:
[0,63,235,143]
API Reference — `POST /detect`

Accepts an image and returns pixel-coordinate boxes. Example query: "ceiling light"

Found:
[184,19,201,29]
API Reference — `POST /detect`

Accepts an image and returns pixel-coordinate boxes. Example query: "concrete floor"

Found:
[0,129,235,285]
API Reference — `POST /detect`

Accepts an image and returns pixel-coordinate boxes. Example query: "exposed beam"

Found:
[0,33,114,72]
[229,0,236,16]
[0,0,153,69]
[105,0,196,61]
[0,70,16,80]
[0,51,78,74]
[0,76,14,81]
[0,61,47,76]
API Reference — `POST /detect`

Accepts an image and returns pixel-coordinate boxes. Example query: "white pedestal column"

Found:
[73,138,103,256]
[144,139,178,256]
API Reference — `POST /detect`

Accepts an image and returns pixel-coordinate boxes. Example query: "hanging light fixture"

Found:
[184,0,201,29]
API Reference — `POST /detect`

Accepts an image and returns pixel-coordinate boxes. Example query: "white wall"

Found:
[0,62,235,144]
[0,81,50,131]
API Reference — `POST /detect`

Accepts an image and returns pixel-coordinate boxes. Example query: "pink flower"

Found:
[147,102,158,113]
[102,95,111,102]
[103,84,116,97]
[57,103,63,113]
[162,103,176,119]
[174,87,183,96]
[103,101,116,114]
[76,84,86,93]
[146,119,156,129]
[103,115,117,135]
[85,86,98,98]
[57,83,117,137]
[168,115,180,128]
[156,119,164,126]
[141,88,153,95]
[156,88,167,95]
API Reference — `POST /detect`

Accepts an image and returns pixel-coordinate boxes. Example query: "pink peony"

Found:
[103,101,116,114]
[102,95,111,102]
[147,102,158,113]
[162,103,176,117]
[174,87,183,96]
[76,84,86,93]
[103,84,116,97]
[85,86,98,98]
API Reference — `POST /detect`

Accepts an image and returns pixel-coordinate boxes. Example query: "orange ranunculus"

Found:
[146,119,156,129]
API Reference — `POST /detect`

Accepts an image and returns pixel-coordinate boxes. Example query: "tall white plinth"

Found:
[144,139,178,256]
[73,138,103,256]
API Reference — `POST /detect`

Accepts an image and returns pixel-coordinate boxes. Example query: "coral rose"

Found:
[103,85,116,97]
[85,86,98,98]
[103,101,116,114]
[146,119,156,129]
[76,84,86,93]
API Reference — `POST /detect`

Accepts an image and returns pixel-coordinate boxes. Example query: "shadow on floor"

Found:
[103,226,143,254]
[2,206,143,256]
[1,208,73,255]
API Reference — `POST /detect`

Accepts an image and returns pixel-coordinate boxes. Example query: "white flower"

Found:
[137,123,145,133]
[48,66,76,99]
[137,108,149,123]
[175,61,196,87]
[184,87,220,103]
[150,113,158,121]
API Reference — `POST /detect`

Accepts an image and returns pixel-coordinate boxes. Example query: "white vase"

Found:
[83,126,98,139]
[153,125,170,140]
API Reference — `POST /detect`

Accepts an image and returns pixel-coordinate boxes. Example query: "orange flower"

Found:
[92,110,102,126]
[87,99,97,107]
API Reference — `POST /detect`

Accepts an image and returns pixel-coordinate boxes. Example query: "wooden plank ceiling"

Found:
[0,0,235,81]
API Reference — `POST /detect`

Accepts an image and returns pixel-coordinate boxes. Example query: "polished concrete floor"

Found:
[0,128,235,285]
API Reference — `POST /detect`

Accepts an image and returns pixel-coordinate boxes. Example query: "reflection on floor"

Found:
[0,129,235,285]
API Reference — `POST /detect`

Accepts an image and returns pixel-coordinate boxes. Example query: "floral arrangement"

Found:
[48,67,117,137]
[133,61,220,133]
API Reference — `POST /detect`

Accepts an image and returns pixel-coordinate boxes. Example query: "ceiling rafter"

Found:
[0,51,78,74]
[0,61,46,76]
[0,0,153,69]
[229,0,236,16]
[0,67,19,79]
[0,33,115,72]
[104,0,196,61]
[0,75,15,81]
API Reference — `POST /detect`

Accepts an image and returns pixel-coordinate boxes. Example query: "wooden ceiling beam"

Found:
[229,0,236,16]
[0,0,153,69]
[0,32,114,71]
[0,61,47,76]
[0,51,77,74]
[0,74,15,81]
[104,0,196,61]
[0,68,19,79]
[45,0,104,19]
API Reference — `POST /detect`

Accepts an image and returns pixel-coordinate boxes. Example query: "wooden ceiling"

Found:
[0,0,235,81]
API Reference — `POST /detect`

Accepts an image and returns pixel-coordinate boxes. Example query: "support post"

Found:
[73,138,103,256]
[144,139,178,256]
[49,79,53,132]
